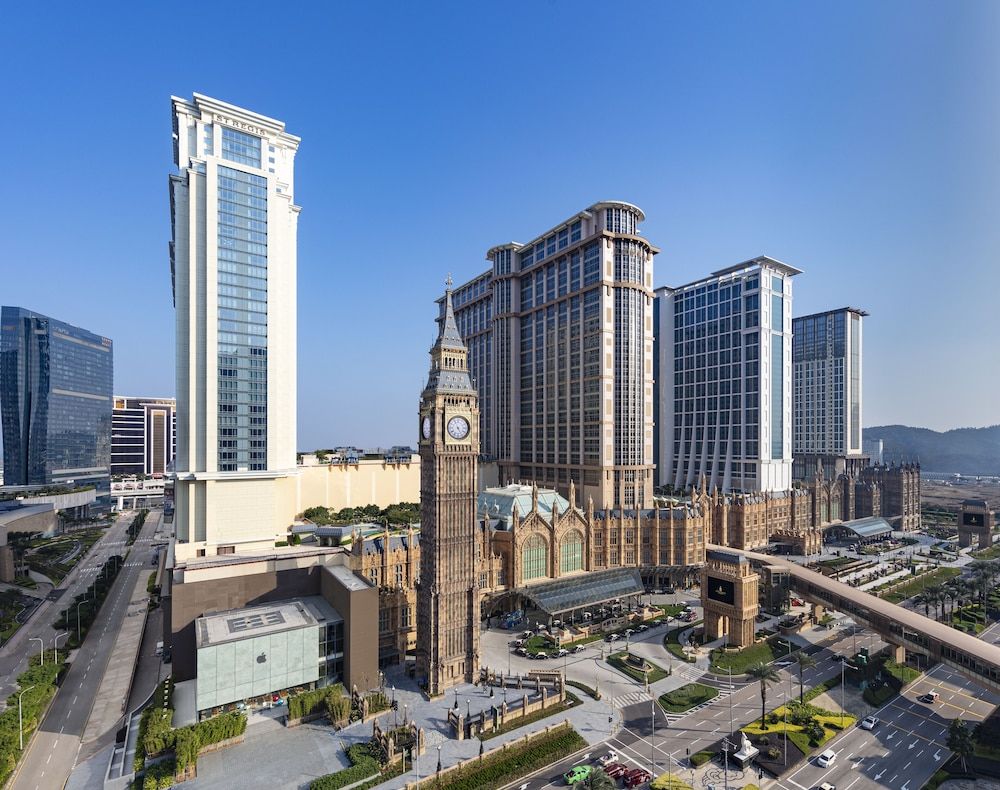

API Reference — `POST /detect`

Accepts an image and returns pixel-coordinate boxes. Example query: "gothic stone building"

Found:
[350,461,920,667]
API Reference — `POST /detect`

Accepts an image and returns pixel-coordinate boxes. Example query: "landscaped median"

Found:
[709,635,796,675]
[607,651,670,683]
[742,700,855,767]
[658,683,718,713]
[663,621,700,663]
[0,656,66,787]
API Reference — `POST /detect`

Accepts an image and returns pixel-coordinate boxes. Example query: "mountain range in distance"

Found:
[863,424,1000,476]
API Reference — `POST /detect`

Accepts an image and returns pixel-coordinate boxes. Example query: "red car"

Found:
[603,762,629,779]
[624,769,652,788]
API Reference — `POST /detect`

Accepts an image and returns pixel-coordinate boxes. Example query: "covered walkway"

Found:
[709,544,1000,693]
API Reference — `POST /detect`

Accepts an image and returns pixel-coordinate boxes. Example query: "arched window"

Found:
[560,530,584,574]
[522,534,548,581]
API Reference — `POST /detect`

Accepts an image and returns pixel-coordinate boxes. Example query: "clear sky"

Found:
[2,1,997,449]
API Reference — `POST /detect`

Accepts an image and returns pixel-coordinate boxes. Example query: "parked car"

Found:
[596,750,620,766]
[515,647,528,656]
[623,628,635,637]
[572,644,586,653]
[919,692,940,703]
[603,762,629,778]
[605,633,620,642]
[522,630,534,639]
[860,715,879,730]
[563,765,592,785]
[533,651,548,660]
[816,749,837,767]
[818,783,836,790]
[624,768,652,787]
[512,639,524,647]
[556,648,570,657]
[636,624,649,632]
[664,587,676,594]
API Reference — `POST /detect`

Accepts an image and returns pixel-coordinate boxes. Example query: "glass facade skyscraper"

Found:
[169,94,300,561]
[791,307,866,479]
[0,306,112,493]
[654,257,799,494]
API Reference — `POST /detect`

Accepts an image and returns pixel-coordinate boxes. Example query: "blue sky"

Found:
[2,1,997,448]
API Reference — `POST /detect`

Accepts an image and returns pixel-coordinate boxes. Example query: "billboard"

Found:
[964,512,985,527]
[707,576,736,606]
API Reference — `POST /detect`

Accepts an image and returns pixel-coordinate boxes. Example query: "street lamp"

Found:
[29,637,44,666]
[466,699,471,719]
[453,689,458,710]
[18,686,35,750]
[76,601,86,643]
[436,744,442,773]
[53,632,68,664]
[721,737,733,790]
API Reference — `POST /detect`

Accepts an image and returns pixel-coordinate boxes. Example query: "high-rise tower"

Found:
[416,279,480,696]
[168,94,301,561]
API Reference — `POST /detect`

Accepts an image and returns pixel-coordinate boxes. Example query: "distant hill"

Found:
[864,424,1000,475]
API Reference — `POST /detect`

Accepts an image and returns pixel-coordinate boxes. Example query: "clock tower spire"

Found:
[416,277,480,696]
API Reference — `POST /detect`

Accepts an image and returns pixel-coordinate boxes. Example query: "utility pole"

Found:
[18,686,35,750]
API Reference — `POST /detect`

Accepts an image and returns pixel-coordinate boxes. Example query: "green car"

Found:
[564,764,593,785]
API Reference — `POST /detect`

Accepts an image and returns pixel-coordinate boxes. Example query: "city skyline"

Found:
[2,2,998,448]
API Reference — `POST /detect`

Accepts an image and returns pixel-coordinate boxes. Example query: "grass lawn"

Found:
[881,567,961,604]
[949,605,987,634]
[608,651,669,684]
[863,684,896,707]
[709,636,795,674]
[658,604,685,617]
[523,635,556,655]
[664,622,700,663]
[972,544,1000,560]
[743,704,855,752]
[816,557,855,569]
[883,659,920,685]
[658,683,718,713]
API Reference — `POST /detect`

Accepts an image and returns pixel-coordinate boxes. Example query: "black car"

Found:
[664,587,676,594]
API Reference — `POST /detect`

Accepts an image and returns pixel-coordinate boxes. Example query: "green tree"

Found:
[794,653,817,704]
[582,769,617,790]
[947,718,975,773]
[746,661,780,726]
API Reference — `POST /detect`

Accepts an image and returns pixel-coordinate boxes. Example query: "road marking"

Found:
[933,750,942,761]
[904,761,911,769]
[845,778,861,790]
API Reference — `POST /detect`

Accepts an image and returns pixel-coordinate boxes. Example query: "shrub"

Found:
[767,747,780,759]
[690,750,714,767]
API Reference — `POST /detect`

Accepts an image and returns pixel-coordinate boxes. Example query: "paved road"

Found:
[9,510,162,790]
[783,661,999,790]
[502,629,873,789]
[0,510,138,707]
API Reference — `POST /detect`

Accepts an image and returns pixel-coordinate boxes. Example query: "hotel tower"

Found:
[168,94,301,561]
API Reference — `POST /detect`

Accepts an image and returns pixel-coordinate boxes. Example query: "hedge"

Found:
[289,683,347,722]
[802,675,841,704]
[310,741,383,789]
[139,758,176,790]
[0,657,65,787]
[419,725,585,790]
[566,680,600,699]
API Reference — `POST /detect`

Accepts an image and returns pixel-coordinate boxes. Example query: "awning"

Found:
[517,567,645,615]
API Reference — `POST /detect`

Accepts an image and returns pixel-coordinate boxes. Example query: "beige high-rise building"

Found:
[445,202,658,510]
[168,94,301,561]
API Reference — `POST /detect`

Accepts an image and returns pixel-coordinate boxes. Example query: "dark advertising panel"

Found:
[964,512,985,527]
[707,576,736,606]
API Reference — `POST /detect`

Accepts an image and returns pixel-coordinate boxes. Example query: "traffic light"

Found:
[392,700,399,711]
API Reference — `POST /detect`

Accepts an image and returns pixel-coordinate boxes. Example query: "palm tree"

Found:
[747,661,781,726]
[925,583,945,621]
[794,653,817,703]
[914,591,933,618]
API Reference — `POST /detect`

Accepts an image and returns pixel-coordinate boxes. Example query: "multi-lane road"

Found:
[8,509,162,790]
[500,621,1000,790]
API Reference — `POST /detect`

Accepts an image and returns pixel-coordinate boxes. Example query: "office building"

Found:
[0,306,113,495]
[792,307,867,480]
[655,257,799,494]
[169,94,301,561]
[863,438,884,466]
[111,396,176,476]
[445,201,658,509]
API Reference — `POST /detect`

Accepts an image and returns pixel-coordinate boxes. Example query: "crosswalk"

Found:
[613,664,740,723]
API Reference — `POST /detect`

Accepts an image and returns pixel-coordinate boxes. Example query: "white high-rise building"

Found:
[791,307,867,480]
[654,257,799,494]
[169,94,301,561]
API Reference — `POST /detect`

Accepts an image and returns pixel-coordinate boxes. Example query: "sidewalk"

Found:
[82,568,154,744]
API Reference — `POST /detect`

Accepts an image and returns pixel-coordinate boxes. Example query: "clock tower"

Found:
[416,277,480,696]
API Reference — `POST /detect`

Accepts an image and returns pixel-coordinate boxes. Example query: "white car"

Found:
[860,715,879,730]
[597,750,619,766]
[817,749,837,767]
[556,648,570,657]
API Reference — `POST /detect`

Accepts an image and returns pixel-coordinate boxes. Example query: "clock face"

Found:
[421,416,431,440]
[447,416,470,440]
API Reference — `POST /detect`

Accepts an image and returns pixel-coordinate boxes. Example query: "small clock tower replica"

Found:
[416,277,480,696]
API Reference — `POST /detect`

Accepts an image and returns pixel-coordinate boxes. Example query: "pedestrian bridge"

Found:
[708,544,1000,694]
